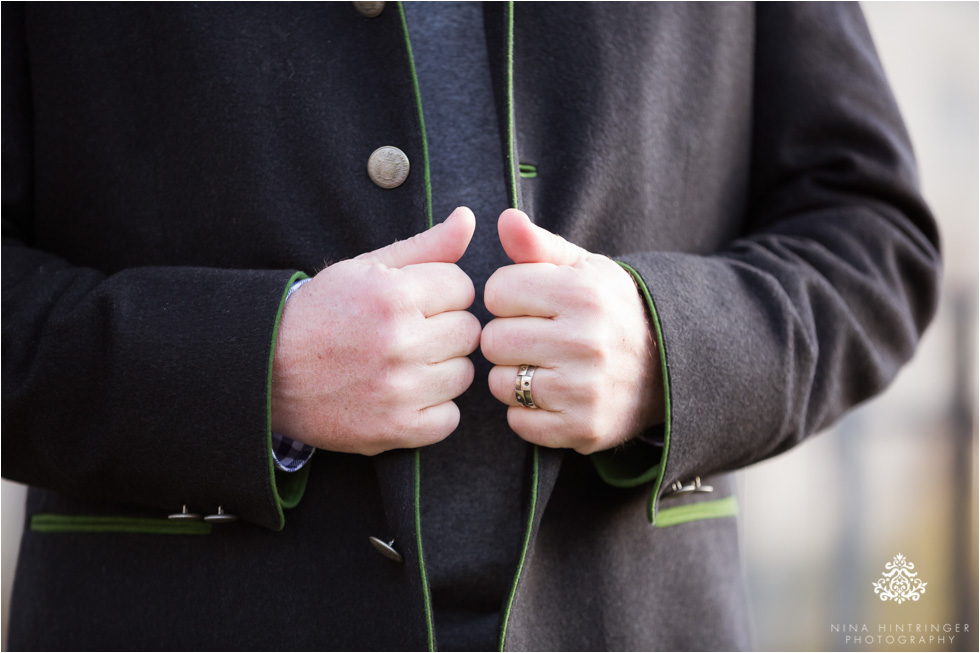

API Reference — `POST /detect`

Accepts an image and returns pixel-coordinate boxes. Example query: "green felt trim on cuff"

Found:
[414,448,435,652]
[31,514,212,535]
[614,261,673,524]
[498,442,538,652]
[274,463,312,510]
[590,441,663,488]
[518,163,537,179]
[397,1,433,229]
[266,271,311,531]
[654,496,738,528]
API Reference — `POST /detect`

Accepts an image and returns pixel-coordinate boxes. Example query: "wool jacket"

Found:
[2,2,940,651]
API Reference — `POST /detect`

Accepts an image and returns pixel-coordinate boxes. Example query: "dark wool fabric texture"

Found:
[2,3,940,651]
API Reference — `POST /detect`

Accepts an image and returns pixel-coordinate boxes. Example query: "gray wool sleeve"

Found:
[608,3,941,523]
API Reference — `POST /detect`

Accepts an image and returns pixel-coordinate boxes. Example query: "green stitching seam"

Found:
[655,496,738,528]
[615,261,673,524]
[397,1,434,229]
[266,270,311,531]
[398,5,436,650]
[518,163,537,179]
[30,514,212,535]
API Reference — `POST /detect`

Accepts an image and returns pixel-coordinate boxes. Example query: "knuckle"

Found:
[456,268,477,305]
[484,273,503,315]
[456,358,476,391]
[380,407,418,445]
[480,321,497,361]
[573,280,605,313]
[381,321,420,364]
[465,313,483,352]
[566,329,605,361]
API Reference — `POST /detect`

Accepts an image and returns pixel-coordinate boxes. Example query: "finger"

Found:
[481,316,565,366]
[418,356,476,407]
[506,406,571,449]
[487,365,561,412]
[484,263,566,318]
[497,209,588,266]
[400,262,475,316]
[411,401,462,445]
[422,311,482,362]
[357,206,476,268]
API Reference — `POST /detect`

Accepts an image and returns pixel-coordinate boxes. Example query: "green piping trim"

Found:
[504,1,519,208]
[498,445,538,651]
[397,1,434,229]
[30,514,212,535]
[266,270,311,531]
[615,261,672,524]
[399,6,436,648]
[497,5,536,649]
[414,448,435,652]
[518,163,537,179]
[655,496,738,528]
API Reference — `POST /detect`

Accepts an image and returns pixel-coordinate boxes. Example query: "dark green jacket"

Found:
[2,2,940,650]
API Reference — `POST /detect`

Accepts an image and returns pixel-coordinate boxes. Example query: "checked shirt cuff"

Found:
[271,432,316,472]
[271,276,315,473]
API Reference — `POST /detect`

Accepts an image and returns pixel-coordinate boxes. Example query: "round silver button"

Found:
[203,506,238,523]
[353,2,385,18]
[369,536,405,564]
[367,146,410,189]
[168,505,202,521]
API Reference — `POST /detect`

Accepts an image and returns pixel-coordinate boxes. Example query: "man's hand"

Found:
[482,209,664,455]
[271,207,481,455]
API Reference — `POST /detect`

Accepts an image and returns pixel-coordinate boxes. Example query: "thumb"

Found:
[358,207,476,268]
[497,209,587,265]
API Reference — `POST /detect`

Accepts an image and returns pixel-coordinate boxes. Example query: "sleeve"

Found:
[0,4,311,531]
[597,3,941,523]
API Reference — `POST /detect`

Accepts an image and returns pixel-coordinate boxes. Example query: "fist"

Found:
[271,208,482,455]
[481,209,664,455]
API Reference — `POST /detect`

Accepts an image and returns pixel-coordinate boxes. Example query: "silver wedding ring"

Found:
[515,364,538,409]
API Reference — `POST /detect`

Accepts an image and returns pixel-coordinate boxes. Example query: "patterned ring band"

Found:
[515,364,538,409]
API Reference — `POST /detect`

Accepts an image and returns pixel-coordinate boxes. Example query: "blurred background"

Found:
[740,2,979,651]
[2,2,977,650]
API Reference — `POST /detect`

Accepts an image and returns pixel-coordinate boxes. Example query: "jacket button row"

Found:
[369,536,404,564]
[367,145,410,189]
[353,2,385,18]
[168,504,238,523]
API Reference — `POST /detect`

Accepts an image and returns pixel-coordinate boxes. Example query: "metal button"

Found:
[203,506,238,523]
[369,536,404,564]
[353,2,385,18]
[367,146,410,189]
[664,476,713,498]
[666,479,696,497]
[168,504,202,521]
[694,476,714,493]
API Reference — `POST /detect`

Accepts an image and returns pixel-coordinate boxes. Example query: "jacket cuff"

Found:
[589,261,672,522]
[266,271,312,526]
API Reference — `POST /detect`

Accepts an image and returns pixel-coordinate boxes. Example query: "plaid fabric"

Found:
[271,433,315,472]
[270,276,315,473]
